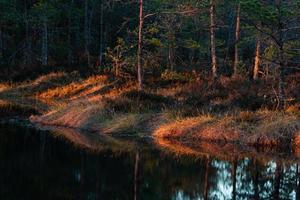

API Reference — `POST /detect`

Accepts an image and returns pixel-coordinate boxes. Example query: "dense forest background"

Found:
[0,0,299,108]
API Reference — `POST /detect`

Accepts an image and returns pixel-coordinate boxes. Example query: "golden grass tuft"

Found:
[31,72,67,85]
[154,110,300,147]
[37,75,109,99]
[0,83,11,92]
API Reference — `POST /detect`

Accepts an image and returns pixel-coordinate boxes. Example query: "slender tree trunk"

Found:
[210,0,217,79]
[42,19,48,66]
[137,0,143,90]
[253,38,261,80]
[84,0,90,67]
[233,3,240,77]
[99,1,104,67]
[168,43,174,71]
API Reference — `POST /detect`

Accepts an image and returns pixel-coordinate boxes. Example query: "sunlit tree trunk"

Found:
[253,37,261,80]
[42,19,48,66]
[137,0,144,90]
[210,0,217,79]
[233,3,240,77]
[84,0,90,67]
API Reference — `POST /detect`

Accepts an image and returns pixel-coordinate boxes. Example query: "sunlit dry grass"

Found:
[38,75,109,99]
[0,83,11,92]
[1,71,299,149]
[154,110,300,147]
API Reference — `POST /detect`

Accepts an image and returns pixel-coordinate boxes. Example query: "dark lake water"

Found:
[0,121,300,200]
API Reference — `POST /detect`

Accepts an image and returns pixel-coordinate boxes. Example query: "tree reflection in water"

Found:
[0,123,299,200]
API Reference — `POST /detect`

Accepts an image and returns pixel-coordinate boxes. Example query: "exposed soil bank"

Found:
[1,72,300,150]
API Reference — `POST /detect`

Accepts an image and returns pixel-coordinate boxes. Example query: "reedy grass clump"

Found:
[1,71,299,147]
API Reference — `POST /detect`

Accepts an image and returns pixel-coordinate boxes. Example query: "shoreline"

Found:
[0,72,299,153]
[3,118,300,163]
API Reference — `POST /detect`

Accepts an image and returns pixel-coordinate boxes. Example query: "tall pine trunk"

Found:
[233,3,240,76]
[253,38,261,80]
[137,0,143,90]
[210,0,217,79]
[42,19,48,66]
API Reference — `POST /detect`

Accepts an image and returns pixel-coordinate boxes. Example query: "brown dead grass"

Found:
[154,111,300,147]
[38,75,109,99]
[1,71,299,150]
[0,83,11,92]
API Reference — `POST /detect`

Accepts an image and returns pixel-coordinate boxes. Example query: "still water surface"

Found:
[0,122,299,200]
